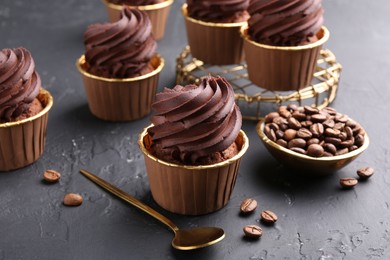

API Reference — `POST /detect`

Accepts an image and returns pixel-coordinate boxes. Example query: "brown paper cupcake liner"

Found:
[102,0,173,40]
[0,88,53,171]
[182,4,247,65]
[139,125,249,215]
[241,25,330,91]
[76,54,164,122]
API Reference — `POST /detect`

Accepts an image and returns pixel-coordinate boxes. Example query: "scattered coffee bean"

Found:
[243,225,263,239]
[340,178,358,188]
[263,106,366,158]
[240,198,257,214]
[357,166,374,179]
[260,210,278,224]
[43,169,61,183]
[63,193,83,206]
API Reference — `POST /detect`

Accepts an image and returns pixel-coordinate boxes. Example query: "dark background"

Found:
[1,0,389,259]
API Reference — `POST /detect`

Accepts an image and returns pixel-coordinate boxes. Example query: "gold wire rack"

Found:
[176,46,342,120]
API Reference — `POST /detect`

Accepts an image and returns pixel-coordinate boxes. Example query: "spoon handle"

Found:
[80,169,179,233]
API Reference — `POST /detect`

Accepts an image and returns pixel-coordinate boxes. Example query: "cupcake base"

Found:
[102,0,173,40]
[139,126,249,215]
[241,26,330,91]
[76,54,164,122]
[182,3,247,65]
[0,88,53,171]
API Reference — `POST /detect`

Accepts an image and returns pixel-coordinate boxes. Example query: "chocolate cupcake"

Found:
[76,7,164,121]
[0,47,53,171]
[139,75,249,215]
[102,0,173,40]
[241,0,329,91]
[182,0,250,65]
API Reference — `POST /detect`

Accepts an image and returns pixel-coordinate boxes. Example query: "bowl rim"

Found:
[256,119,369,162]
[138,124,249,170]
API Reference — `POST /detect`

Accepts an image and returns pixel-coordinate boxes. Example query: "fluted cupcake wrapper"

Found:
[182,4,247,65]
[76,54,164,122]
[102,0,173,40]
[241,26,330,91]
[139,125,249,215]
[0,88,53,171]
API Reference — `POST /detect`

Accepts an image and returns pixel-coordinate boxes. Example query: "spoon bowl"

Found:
[172,227,225,250]
[79,169,225,250]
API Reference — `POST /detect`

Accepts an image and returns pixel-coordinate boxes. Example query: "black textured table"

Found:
[1,1,390,259]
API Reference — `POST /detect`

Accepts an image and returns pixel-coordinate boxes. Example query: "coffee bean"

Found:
[301,120,313,128]
[306,144,324,157]
[64,193,83,206]
[279,108,291,119]
[292,111,306,121]
[297,128,312,139]
[290,147,306,154]
[322,119,335,129]
[311,113,328,122]
[339,132,347,141]
[268,123,279,131]
[349,145,358,152]
[261,210,278,224]
[344,126,353,138]
[243,225,263,239]
[287,104,299,111]
[325,128,341,138]
[354,134,365,146]
[310,123,324,137]
[324,137,341,146]
[323,152,334,157]
[340,138,354,148]
[288,138,306,149]
[273,116,288,126]
[277,139,288,147]
[340,178,358,188]
[307,138,320,146]
[346,119,357,128]
[284,129,297,141]
[43,169,61,183]
[265,112,279,123]
[357,166,374,179]
[334,122,345,130]
[304,106,319,115]
[288,117,301,130]
[275,130,284,139]
[335,114,349,123]
[266,128,277,142]
[335,147,349,156]
[240,198,257,214]
[323,143,337,155]
[321,107,337,115]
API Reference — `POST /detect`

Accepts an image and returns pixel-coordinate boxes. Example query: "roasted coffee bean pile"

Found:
[263,105,366,157]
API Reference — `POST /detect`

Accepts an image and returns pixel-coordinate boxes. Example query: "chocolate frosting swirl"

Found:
[0,48,41,122]
[248,0,324,46]
[187,0,250,23]
[84,7,157,78]
[108,0,163,5]
[148,76,242,164]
